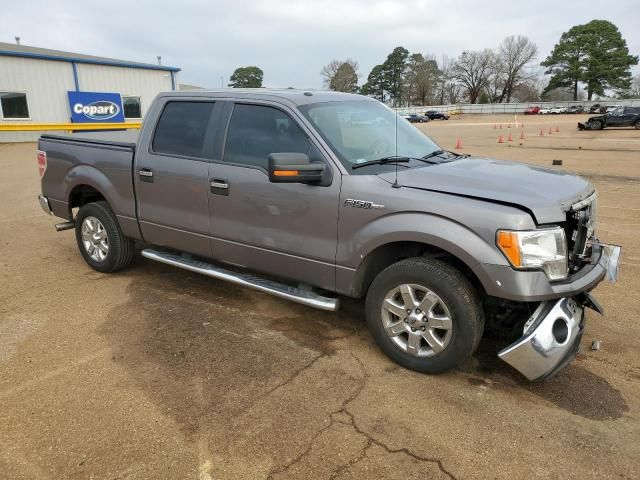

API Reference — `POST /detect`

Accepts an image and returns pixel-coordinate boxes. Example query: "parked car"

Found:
[424,110,450,120]
[37,90,620,382]
[598,105,610,113]
[589,104,601,113]
[524,106,540,115]
[549,106,566,114]
[538,107,552,114]
[566,105,584,114]
[578,106,640,130]
[402,113,430,123]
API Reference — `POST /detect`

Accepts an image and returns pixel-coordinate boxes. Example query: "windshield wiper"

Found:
[352,156,412,170]
[420,149,469,163]
[421,149,445,160]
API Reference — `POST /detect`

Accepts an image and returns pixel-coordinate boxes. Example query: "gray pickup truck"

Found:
[37,90,620,381]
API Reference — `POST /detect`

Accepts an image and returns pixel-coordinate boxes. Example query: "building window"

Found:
[123,96,142,119]
[0,92,30,119]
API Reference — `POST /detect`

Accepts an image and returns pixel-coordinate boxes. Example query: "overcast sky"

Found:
[3,0,639,89]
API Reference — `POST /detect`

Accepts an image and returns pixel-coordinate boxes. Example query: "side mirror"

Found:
[268,152,326,184]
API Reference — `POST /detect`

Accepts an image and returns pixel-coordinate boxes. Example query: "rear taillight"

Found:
[37,150,47,177]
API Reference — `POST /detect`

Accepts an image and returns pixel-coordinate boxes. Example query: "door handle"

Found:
[139,168,154,183]
[211,179,229,195]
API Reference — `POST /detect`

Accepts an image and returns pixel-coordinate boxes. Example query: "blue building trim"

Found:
[71,62,80,91]
[0,49,181,72]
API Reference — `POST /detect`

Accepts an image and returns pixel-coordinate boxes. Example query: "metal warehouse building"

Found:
[0,42,180,142]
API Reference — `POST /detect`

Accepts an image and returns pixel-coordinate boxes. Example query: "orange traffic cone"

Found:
[548,127,553,135]
[520,129,525,140]
[455,137,463,150]
[498,135,504,143]
[539,128,544,136]
[508,132,513,142]
[555,126,560,133]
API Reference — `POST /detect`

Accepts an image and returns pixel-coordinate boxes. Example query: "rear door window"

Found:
[152,101,215,158]
[223,104,317,170]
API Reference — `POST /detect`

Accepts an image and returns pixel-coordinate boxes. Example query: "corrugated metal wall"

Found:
[75,63,173,118]
[1,56,175,142]
[0,56,76,142]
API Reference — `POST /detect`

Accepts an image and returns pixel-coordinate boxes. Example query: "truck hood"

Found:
[378,157,594,224]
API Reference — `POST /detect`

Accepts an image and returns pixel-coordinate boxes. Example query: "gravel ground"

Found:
[1,114,638,479]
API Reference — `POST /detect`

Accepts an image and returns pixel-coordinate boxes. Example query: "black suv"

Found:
[578,106,640,130]
[424,110,450,120]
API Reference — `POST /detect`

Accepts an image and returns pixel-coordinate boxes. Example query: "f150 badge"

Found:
[344,198,385,210]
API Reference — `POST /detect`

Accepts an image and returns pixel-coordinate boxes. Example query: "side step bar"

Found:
[141,249,339,312]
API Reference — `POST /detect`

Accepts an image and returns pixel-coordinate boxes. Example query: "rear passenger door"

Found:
[135,99,222,258]
[208,102,341,291]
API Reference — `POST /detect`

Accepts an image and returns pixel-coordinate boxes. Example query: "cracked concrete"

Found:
[1,121,639,479]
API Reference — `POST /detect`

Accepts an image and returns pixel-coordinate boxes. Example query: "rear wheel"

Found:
[75,201,135,273]
[634,120,640,130]
[365,257,483,374]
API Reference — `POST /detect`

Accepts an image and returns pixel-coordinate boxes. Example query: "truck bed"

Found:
[38,130,139,238]
[40,129,139,148]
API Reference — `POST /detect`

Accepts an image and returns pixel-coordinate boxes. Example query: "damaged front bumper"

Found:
[498,243,621,381]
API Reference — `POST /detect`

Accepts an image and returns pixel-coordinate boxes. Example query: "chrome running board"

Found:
[141,248,339,311]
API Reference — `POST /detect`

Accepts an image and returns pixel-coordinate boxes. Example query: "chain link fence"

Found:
[394,98,640,115]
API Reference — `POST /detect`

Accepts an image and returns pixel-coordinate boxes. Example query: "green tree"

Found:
[329,62,359,92]
[541,20,638,100]
[382,47,409,106]
[361,64,388,102]
[228,66,264,88]
[321,59,359,90]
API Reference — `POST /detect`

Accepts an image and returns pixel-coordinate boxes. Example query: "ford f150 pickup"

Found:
[37,90,621,381]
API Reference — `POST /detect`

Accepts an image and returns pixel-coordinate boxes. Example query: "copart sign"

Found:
[67,91,125,123]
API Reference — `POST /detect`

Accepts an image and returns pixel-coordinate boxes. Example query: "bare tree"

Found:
[630,74,640,97]
[321,59,359,89]
[485,55,506,103]
[451,49,494,104]
[497,35,538,102]
[436,55,460,105]
[404,54,440,106]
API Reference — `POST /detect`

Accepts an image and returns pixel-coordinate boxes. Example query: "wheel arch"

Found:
[64,165,117,218]
[349,240,486,300]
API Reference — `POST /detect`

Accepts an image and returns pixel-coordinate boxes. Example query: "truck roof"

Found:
[161,89,372,106]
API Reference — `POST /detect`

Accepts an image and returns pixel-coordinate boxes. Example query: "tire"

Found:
[365,257,484,374]
[590,119,603,130]
[74,201,135,273]
[634,120,640,130]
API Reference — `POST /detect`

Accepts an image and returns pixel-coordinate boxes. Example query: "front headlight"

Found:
[497,228,568,280]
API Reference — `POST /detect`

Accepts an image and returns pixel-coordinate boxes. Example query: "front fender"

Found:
[334,211,511,297]
[342,212,508,270]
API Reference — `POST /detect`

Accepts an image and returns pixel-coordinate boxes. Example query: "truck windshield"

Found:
[298,100,441,171]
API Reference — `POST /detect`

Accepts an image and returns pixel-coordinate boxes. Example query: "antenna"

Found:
[392,105,400,188]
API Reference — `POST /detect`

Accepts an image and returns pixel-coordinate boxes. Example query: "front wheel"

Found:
[590,119,603,130]
[365,257,484,374]
[75,201,135,273]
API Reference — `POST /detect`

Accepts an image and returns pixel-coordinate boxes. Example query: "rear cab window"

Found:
[152,101,216,159]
